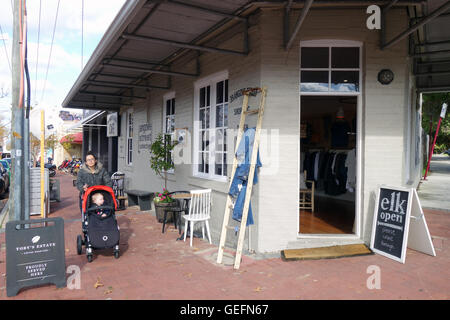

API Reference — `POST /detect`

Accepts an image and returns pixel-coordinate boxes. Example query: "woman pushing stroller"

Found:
[76,151,113,213]
[75,151,120,262]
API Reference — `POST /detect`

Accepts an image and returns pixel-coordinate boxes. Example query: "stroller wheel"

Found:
[114,250,120,259]
[87,254,93,263]
[76,235,83,255]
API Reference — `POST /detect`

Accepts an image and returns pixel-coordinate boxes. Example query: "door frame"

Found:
[297,39,363,240]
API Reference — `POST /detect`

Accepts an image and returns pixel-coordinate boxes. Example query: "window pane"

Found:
[216,81,224,104]
[200,109,205,129]
[301,47,329,68]
[200,88,205,108]
[199,152,204,173]
[224,129,227,152]
[216,129,224,152]
[216,105,223,127]
[215,153,223,176]
[301,71,329,92]
[223,152,227,176]
[165,117,170,133]
[200,109,210,129]
[225,80,228,102]
[332,47,359,68]
[331,71,359,92]
[171,98,175,115]
[166,100,171,116]
[170,116,175,133]
[207,86,210,107]
[224,103,228,127]
[201,131,209,151]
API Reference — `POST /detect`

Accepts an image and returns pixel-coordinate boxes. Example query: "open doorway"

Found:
[299,96,357,234]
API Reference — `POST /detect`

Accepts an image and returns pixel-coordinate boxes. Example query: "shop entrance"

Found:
[299,96,357,234]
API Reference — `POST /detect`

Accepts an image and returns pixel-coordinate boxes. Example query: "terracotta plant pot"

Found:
[154,201,178,223]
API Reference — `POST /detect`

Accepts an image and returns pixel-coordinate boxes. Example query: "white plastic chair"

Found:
[182,189,212,247]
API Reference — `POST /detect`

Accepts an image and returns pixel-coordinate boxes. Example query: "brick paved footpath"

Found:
[0,172,448,300]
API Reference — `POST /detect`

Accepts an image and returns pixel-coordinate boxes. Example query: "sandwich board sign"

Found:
[6,217,66,297]
[370,185,436,264]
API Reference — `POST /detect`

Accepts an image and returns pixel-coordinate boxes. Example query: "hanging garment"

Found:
[314,151,320,181]
[325,152,348,196]
[345,148,356,192]
[229,128,262,226]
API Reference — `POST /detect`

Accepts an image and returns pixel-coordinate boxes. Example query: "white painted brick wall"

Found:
[117,7,413,253]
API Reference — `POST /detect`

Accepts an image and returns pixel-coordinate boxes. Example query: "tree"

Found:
[422,93,450,153]
[149,133,178,190]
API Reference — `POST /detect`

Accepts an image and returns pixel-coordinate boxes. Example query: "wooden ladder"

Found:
[216,86,267,270]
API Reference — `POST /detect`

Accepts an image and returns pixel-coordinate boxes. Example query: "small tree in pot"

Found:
[150,133,178,222]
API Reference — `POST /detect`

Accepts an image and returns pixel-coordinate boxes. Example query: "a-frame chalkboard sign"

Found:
[370,185,436,264]
[6,217,66,297]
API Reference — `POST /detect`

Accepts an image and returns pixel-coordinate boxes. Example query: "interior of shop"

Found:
[299,96,357,234]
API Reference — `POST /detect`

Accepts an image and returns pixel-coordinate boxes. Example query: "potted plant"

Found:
[149,133,178,222]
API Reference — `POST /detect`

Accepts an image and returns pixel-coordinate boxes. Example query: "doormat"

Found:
[281,244,373,261]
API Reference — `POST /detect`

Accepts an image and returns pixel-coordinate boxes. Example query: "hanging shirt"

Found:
[229,128,262,226]
[345,148,356,192]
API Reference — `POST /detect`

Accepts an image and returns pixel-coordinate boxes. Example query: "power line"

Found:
[40,0,61,104]
[0,23,12,73]
[34,0,42,104]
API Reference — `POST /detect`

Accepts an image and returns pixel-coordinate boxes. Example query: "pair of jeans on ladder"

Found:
[229,128,262,226]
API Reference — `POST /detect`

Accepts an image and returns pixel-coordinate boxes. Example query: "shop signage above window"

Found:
[107,112,118,137]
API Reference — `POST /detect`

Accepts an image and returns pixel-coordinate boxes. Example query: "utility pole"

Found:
[10,0,24,221]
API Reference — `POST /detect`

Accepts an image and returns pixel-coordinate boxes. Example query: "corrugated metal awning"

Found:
[63,0,447,111]
[415,0,450,93]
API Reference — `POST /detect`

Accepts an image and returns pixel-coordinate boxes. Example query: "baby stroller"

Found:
[77,185,120,262]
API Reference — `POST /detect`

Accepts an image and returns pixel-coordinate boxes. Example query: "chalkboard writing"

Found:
[6,218,66,297]
[138,123,152,153]
[371,186,412,263]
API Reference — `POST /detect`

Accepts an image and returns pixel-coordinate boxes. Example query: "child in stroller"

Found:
[77,185,120,262]
[91,192,110,218]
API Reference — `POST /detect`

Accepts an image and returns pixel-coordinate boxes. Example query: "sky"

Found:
[0,0,126,139]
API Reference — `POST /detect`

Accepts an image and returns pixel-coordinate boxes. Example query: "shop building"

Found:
[63,0,450,253]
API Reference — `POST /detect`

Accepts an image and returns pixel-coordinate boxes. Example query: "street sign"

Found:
[370,186,435,263]
[6,217,66,297]
[440,103,447,119]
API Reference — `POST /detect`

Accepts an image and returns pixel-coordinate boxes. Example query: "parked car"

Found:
[444,149,450,156]
[0,159,11,183]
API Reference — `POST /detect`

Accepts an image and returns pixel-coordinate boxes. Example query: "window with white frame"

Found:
[127,110,133,165]
[194,72,228,180]
[300,41,361,93]
[163,93,175,172]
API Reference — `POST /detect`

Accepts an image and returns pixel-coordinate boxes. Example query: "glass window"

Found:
[332,47,359,68]
[195,77,228,179]
[164,96,176,172]
[331,71,359,92]
[301,47,329,68]
[300,45,360,93]
[301,71,329,92]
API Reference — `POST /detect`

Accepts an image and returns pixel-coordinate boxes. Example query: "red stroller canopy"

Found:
[82,185,117,213]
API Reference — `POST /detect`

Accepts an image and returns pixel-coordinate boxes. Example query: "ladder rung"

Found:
[225,226,235,230]
[244,109,259,115]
